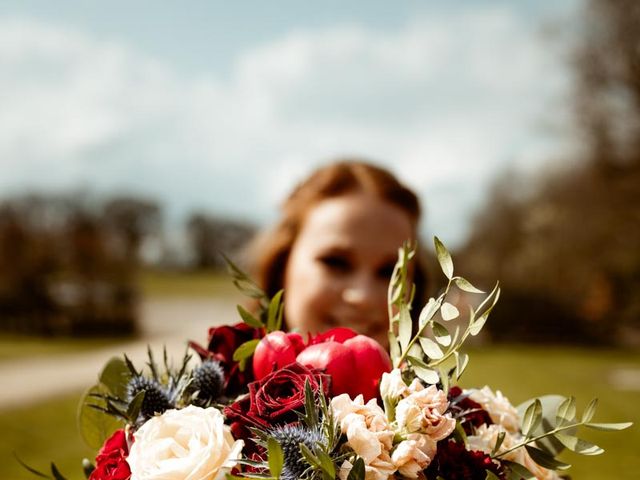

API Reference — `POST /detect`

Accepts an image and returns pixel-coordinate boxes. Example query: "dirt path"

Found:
[0,298,238,410]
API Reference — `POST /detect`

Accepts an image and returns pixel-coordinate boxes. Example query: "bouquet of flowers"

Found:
[23,238,631,480]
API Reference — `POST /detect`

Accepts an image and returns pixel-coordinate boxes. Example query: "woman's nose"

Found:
[341,273,380,308]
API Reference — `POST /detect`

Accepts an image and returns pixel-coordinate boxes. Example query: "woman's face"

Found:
[283,192,414,347]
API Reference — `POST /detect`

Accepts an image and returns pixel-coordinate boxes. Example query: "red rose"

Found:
[448,386,493,435]
[253,331,306,380]
[296,327,391,401]
[190,322,264,396]
[425,440,504,480]
[89,429,131,480]
[224,362,330,452]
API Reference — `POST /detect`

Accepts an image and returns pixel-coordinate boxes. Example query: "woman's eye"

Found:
[318,255,351,272]
[377,263,396,279]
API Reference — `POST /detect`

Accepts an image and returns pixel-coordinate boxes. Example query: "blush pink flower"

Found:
[395,384,455,440]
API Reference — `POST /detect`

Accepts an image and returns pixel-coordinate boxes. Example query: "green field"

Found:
[137,269,241,299]
[1,345,637,480]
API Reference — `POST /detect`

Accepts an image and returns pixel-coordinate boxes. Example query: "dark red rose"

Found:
[296,327,391,401]
[425,440,504,480]
[89,429,131,480]
[224,362,330,453]
[448,386,493,434]
[190,322,264,396]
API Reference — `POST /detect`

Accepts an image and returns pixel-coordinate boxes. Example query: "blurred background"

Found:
[0,0,638,478]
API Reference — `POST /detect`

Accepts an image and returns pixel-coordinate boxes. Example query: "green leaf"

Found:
[454,351,469,380]
[581,398,598,423]
[502,461,535,480]
[317,449,336,479]
[127,390,145,420]
[491,431,506,456]
[554,433,604,455]
[267,290,285,332]
[555,396,576,426]
[454,277,484,293]
[434,236,453,279]
[469,312,488,336]
[418,337,444,359]
[98,357,131,399]
[485,471,501,480]
[50,463,68,480]
[237,305,264,328]
[413,364,439,384]
[418,298,439,329]
[441,302,459,321]
[388,332,401,366]
[77,385,124,449]
[232,338,260,362]
[398,304,413,352]
[13,453,51,478]
[267,437,284,478]
[432,322,451,346]
[524,445,571,470]
[347,457,365,480]
[584,421,633,431]
[521,399,543,437]
[299,443,321,469]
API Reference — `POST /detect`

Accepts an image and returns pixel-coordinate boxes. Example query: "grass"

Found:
[0,334,121,362]
[1,345,638,480]
[137,269,241,299]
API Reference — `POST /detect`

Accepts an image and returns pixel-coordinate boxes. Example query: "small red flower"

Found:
[89,429,131,480]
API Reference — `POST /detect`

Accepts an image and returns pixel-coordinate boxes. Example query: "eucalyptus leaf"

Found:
[413,364,439,384]
[419,298,439,329]
[432,322,451,346]
[388,332,401,366]
[491,431,506,456]
[98,357,131,399]
[485,471,501,480]
[232,339,260,362]
[521,399,542,437]
[555,396,576,426]
[434,236,453,279]
[267,437,284,478]
[454,276,484,293]
[77,385,124,449]
[347,458,365,480]
[554,433,604,455]
[398,304,413,352]
[454,352,469,380]
[237,305,264,328]
[441,302,459,321]
[524,445,571,470]
[469,313,488,336]
[581,398,598,423]
[584,421,633,431]
[502,461,535,480]
[419,337,444,360]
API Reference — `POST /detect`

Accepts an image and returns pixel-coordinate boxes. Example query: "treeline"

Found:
[457,0,640,345]
[0,193,256,336]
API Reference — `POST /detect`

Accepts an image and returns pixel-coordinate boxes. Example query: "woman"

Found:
[250,160,428,347]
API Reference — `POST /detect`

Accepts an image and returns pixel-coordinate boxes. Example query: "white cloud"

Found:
[0,6,573,245]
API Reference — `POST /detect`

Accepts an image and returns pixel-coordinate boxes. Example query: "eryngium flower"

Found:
[269,424,326,480]
[192,360,225,405]
[126,376,173,420]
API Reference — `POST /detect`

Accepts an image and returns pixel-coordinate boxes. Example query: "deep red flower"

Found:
[425,439,504,480]
[448,386,493,434]
[89,429,131,480]
[190,322,264,396]
[253,331,306,380]
[296,327,391,401]
[224,362,330,454]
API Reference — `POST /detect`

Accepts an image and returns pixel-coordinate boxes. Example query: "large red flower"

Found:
[89,429,131,480]
[425,440,504,480]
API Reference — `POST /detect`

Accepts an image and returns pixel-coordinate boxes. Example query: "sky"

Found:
[0,0,582,247]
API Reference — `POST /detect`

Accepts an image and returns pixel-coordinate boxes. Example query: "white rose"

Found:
[468,386,520,433]
[391,433,436,478]
[395,385,456,440]
[127,405,243,480]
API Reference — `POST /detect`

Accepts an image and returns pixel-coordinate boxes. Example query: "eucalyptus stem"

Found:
[493,422,583,459]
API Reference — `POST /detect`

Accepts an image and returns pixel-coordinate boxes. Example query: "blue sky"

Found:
[0,0,581,246]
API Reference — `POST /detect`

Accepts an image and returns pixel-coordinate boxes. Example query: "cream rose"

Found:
[332,394,396,480]
[468,386,520,433]
[468,424,561,480]
[395,384,455,440]
[391,433,436,478]
[127,405,243,480]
